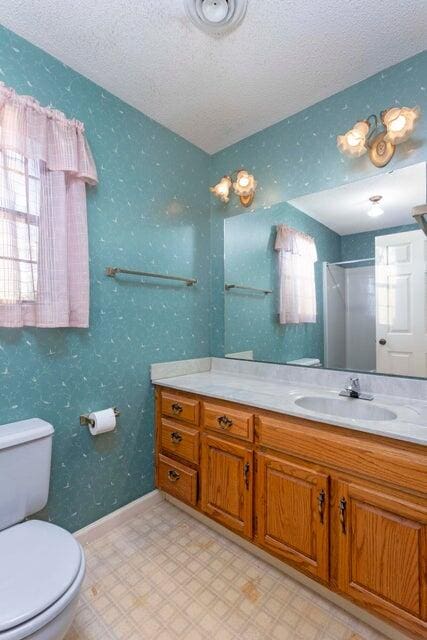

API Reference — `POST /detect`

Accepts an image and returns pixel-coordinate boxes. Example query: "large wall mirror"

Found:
[223,161,427,379]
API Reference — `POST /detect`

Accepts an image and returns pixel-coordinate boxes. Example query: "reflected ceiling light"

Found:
[210,169,256,207]
[337,106,421,167]
[367,195,384,218]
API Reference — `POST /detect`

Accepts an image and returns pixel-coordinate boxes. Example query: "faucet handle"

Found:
[347,375,360,391]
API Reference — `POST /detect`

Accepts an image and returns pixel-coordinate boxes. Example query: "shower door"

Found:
[375,230,427,377]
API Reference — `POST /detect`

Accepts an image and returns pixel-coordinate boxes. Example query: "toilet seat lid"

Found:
[0,519,83,632]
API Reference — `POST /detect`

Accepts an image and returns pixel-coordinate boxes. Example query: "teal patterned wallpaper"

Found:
[224,202,340,362]
[211,50,427,356]
[0,26,210,532]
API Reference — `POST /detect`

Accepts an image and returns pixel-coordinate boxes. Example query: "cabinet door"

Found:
[201,434,253,537]
[335,480,427,636]
[257,452,329,582]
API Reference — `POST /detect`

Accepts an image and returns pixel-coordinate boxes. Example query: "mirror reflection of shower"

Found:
[323,258,376,372]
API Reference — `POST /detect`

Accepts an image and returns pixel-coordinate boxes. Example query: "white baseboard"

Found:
[74,489,164,545]
[164,494,410,640]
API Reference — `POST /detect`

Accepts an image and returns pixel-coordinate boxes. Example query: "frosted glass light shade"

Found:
[383,106,421,144]
[367,196,384,218]
[337,121,369,157]
[210,176,232,202]
[233,170,256,196]
[367,202,384,218]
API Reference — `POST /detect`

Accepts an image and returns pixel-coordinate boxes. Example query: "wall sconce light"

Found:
[210,169,257,207]
[337,106,420,167]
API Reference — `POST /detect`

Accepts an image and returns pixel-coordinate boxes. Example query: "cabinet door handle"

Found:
[170,431,183,444]
[167,469,180,482]
[317,489,326,524]
[243,462,250,489]
[171,403,183,415]
[339,497,347,534]
[217,415,233,429]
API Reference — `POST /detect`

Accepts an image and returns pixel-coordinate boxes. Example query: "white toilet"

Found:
[0,419,85,640]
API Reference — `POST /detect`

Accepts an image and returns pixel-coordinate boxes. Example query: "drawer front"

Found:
[258,414,427,495]
[161,391,200,425]
[157,454,197,505]
[203,401,254,442]
[161,419,199,464]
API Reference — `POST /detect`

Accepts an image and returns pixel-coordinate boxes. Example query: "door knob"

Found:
[379,339,387,345]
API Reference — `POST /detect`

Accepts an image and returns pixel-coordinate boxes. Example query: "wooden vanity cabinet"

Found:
[154,386,427,639]
[334,479,427,628]
[256,452,329,582]
[201,434,253,537]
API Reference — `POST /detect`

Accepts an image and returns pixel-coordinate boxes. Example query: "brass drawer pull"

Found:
[171,402,183,415]
[339,497,347,534]
[170,431,183,444]
[167,469,180,482]
[217,415,233,429]
[318,489,325,524]
[243,462,250,490]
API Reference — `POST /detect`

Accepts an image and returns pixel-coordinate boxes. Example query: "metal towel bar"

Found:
[225,283,272,294]
[105,267,197,286]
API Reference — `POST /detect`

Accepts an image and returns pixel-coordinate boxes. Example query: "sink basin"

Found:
[294,396,397,422]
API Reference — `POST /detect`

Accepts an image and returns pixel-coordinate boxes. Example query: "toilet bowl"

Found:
[0,520,85,640]
[0,419,84,640]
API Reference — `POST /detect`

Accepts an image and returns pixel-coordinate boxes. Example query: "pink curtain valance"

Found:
[0,81,98,185]
[274,224,317,260]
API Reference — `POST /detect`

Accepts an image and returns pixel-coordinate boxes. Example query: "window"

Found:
[0,150,40,303]
[0,82,97,327]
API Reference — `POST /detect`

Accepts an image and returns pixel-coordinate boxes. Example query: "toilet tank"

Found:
[0,418,54,531]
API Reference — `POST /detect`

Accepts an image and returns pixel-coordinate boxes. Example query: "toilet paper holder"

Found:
[80,407,121,428]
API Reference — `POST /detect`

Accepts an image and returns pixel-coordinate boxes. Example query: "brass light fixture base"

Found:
[368,131,395,168]
[239,193,255,207]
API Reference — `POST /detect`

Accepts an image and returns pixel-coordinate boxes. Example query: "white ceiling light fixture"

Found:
[184,0,248,35]
[367,195,384,218]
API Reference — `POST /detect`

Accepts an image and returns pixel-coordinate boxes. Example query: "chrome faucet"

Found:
[339,376,373,401]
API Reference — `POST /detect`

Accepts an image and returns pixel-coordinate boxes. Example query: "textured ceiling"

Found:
[0,0,426,153]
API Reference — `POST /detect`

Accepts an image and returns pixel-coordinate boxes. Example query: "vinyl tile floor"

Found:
[65,500,391,640]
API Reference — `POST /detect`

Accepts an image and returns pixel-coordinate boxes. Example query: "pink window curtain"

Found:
[275,225,318,324]
[0,82,97,328]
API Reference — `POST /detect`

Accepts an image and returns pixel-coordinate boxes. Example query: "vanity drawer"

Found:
[161,391,200,425]
[258,414,427,494]
[161,419,200,464]
[158,454,198,505]
[202,401,254,442]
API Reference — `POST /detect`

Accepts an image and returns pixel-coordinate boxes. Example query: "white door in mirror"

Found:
[375,229,427,377]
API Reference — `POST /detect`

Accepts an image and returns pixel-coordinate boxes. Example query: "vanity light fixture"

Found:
[367,195,384,218]
[337,106,420,167]
[210,169,257,207]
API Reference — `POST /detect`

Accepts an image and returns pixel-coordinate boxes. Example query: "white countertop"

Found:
[153,370,427,446]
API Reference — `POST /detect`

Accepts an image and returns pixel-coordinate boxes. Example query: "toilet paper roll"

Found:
[88,408,116,436]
